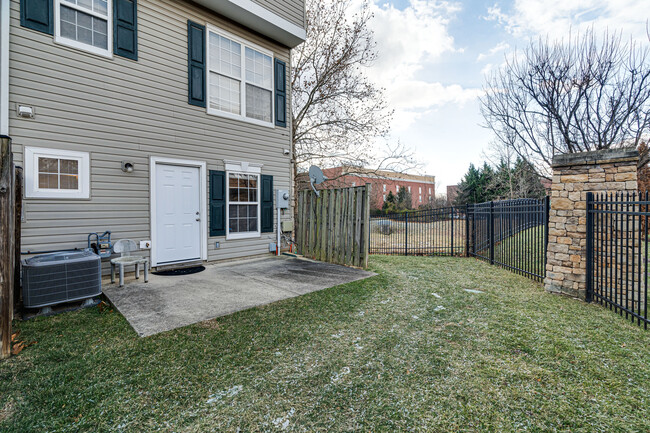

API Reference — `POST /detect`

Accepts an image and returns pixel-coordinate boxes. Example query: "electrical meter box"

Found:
[276,189,290,209]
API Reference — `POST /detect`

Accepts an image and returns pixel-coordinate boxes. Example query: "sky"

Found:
[357,0,649,194]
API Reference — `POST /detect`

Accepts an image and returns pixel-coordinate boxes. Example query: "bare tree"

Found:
[291,0,416,180]
[481,28,650,175]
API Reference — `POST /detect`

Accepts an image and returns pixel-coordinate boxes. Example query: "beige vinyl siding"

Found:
[9,0,293,264]
[252,0,304,29]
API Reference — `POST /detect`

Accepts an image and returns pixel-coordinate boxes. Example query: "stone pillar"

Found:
[544,148,639,299]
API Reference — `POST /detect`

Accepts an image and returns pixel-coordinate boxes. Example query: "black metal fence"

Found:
[467,198,549,282]
[369,206,466,256]
[587,192,649,328]
[369,198,549,282]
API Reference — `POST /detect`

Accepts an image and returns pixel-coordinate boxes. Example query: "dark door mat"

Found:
[152,266,206,276]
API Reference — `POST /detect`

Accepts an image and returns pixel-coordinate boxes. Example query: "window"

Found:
[225,160,263,239]
[352,182,356,187]
[55,0,112,57]
[419,187,422,194]
[228,173,259,235]
[383,184,386,192]
[207,26,274,126]
[25,147,90,198]
[396,185,399,193]
[408,186,411,193]
[419,195,422,202]
[383,194,386,200]
[429,188,432,194]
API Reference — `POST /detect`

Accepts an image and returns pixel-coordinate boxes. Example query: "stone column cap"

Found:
[552,147,639,168]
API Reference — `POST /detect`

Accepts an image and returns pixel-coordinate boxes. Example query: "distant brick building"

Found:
[446,184,460,204]
[299,166,435,210]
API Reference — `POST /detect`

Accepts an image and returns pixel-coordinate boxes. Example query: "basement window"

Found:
[25,147,90,199]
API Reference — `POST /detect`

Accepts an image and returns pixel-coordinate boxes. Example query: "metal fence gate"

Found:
[369,206,466,256]
[468,198,549,282]
[369,198,549,281]
[587,192,649,328]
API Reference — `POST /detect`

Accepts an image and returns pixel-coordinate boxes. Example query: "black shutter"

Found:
[274,59,286,127]
[209,170,225,236]
[20,0,53,35]
[261,175,274,233]
[187,21,206,107]
[113,0,137,60]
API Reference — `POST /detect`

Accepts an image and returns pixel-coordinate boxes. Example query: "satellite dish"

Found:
[308,165,327,197]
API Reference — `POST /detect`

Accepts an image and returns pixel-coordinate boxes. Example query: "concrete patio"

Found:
[102,255,375,337]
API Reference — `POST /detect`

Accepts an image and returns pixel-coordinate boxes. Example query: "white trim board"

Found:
[150,156,208,267]
[194,0,306,48]
[0,0,9,136]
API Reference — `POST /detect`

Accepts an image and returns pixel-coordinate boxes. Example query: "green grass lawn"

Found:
[2,256,650,432]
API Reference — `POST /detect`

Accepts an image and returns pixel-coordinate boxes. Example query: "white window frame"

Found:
[224,160,263,240]
[383,184,386,192]
[24,147,90,199]
[206,25,274,128]
[54,0,113,58]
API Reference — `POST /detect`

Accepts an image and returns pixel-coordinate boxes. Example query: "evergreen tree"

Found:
[382,191,397,213]
[396,186,413,210]
[455,159,546,205]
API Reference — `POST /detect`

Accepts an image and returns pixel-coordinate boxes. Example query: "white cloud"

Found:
[476,41,510,62]
[480,63,494,76]
[357,1,482,131]
[388,81,482,131]
[485,0,649,40]
[367,0,461,83]
[389,81,482,110]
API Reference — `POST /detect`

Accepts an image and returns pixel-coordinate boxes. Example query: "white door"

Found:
[155,163,202,264]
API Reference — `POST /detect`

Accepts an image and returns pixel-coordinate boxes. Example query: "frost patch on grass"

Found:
[272,408,295,430]
[434,305,445,312]
[331,331,344,339]
[380,298,392,304]
[358,311,365,317]
[464,289,484,294]
[331,367,351,383]
[431,293,442,299]
[206,385,243,404]
[412,315,419,320]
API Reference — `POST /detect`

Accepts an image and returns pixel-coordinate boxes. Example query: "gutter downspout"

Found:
[0,0,9,136]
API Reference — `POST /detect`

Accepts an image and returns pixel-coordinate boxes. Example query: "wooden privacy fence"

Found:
[296,185,371,268]
[1,136,18,359]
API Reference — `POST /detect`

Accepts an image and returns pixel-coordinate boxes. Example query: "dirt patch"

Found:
[196,319,221,330]
[0,398,16,423]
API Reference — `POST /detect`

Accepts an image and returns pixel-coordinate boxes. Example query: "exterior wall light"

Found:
[121,161,135,173]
